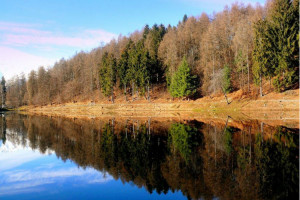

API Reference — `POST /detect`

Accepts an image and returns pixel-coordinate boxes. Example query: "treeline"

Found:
[4,0,299,107]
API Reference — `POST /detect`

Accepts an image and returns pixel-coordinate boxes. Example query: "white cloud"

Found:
[0,21,117,79]
[0,46,56,79]
[2,29,116,48]
[176,0,265,11]
[0,21,117,48]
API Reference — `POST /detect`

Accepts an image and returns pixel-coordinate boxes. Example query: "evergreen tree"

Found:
[253,20,273,96]
[137,47,151,98]
[99,52,117,102]
[268,0,299,91]
[127,41,139,96]
[118,40,132,97]
[223,64,232,94]
[170,57,197,98]
[143,24,150,39]
[182,14,188,23]
[145,24,166,83]
[253,0,299,93]
[1,76,6,108]
[127,39,152,98]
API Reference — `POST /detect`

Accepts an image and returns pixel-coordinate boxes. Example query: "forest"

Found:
[1,0,299,107]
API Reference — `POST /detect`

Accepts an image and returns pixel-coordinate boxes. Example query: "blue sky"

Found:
[0,0,265,79]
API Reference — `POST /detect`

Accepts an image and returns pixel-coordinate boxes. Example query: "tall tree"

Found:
[145,24,166,83]
[268,0,299,91]
[252,20,271,96]
[1,76,6,108]
[118,40,132,100]
[223,64,232,94]
[37,66,50,105]
[99,52,117,102]
[27,70,38,105]
[170,57,197,99]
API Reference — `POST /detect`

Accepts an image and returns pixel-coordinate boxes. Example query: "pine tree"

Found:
[145,24,166,83]
[253,19,273,96]
[268,0,299,91]
[253,0,299,93]
[182,14,188,23]
[118,40,132,98]
[1,76,6,108]
[170,57,197,98]
[223,64,232,94]
[99,52,117,102]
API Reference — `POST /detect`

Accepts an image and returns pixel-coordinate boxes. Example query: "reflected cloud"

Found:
[0,137,112,197]
[0,141,45,171]
[0,164,112,196]
[4,167,111,183]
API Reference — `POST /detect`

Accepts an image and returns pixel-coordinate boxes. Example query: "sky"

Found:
[0,0,265,79]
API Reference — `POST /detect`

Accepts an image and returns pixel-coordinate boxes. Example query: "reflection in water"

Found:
[0,113,299,200]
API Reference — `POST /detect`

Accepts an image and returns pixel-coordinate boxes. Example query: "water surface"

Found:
[0,112,298,200]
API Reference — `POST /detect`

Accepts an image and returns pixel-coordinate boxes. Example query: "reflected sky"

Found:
[0,113,298,200]
[0,139,186,200]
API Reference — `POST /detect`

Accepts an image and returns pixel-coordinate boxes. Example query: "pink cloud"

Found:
[0,21,117,79]
[0,46,55,79]
[3,30,116,47]
[0,22,49,35]
[178,0,264,8]
[0,21,117,48]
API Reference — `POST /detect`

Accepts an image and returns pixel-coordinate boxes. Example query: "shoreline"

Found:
[17,97,299,126]
[16,88,299,124]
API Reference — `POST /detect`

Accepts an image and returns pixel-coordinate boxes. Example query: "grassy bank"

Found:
[17,89,299,123]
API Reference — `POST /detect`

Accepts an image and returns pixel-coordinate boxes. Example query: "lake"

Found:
[0,112,298,200]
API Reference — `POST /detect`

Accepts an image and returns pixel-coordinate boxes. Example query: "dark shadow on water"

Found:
[1,112,299,200]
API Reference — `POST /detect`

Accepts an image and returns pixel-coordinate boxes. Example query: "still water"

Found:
[0,112,298,200]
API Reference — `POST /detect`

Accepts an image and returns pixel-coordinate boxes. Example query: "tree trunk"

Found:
[261,122,264,143]
[124,84,127,101]
[148,118,151,135]
[249,126,251,164]
[213,56,216,94]
[111,87,114,104]
[125,120,128,138]
[147,85,150,102]
[259,73,263,97]
[132,82,134,97]
[1,90,3,108]
[221,87,230,105]
[214,125,217,166]
[242,66,244,90]
[223,116,230,135]
[111,119,114,135]
[247,45,250,92]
